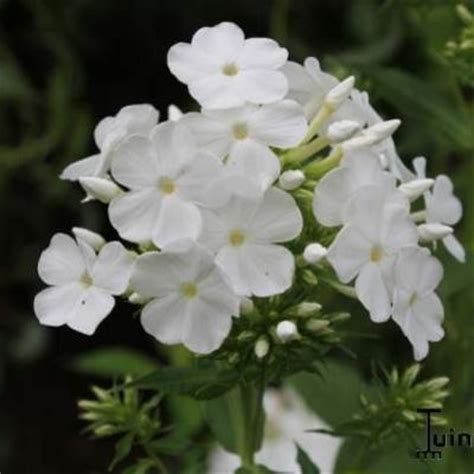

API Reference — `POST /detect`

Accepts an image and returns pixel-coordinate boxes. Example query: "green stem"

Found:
[301,104,334,145]
[304,146,343,178]
[281,136,330,165]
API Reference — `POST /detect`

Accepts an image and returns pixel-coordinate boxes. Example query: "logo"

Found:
[416,408,473,459]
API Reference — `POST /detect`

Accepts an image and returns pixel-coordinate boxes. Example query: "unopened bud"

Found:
[168,104,183,121]
[303,243,328,264]
[369,119,401,140]
[279,170,305,190]
[327,120,361,143]
[254,337,270,359]
[128,292,147,305]
[398,178,434,202]
[80,177,122,204]
[240,297,254,315]
[424,376,450,392]
[402,363,421,387]
[72,227,106,251]
[276,320,299,343]
[306,319,330,332]
[417,223,453,242]
[325,76,355,108]
[302,269,319,286]
[296,302,322,316]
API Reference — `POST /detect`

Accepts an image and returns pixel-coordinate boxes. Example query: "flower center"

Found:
[229,229,245,247]
[80,272,93,288]
[222,63,239,76]
[370,246,383,263]
[158,177,176,195]
[180,281,198,299]
[232,122,249,140]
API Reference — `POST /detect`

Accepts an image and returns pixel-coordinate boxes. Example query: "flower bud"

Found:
[279,170,305,190]
[417,223,453,242]
[128,292,147,305]
[72,227,106,251]
[326,120,361,143]
[296,302,322,316]
[254,337,269,359]
[306,319,330,332]
[168,104,183,121]
[303,243,328,264]
[398,178,434,202]
[80,177,122,204]
[276,320,299,343]
[325,76,355,108]
[424,376,450,391]
[368,119,401,140]
[239,297,254,315]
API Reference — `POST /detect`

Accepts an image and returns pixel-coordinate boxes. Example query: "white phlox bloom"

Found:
[392,247,445,360]
[182,100,307,191]
[199,185,303,297]
[313,148,398,227]
[207,388,342,474]
[34,233,135,335]
[167,22,289,109]
[327,184,418,322]
[131,242,240,354]
[61,104,159,180]
[108,121,224,247]
[413,157,465,262]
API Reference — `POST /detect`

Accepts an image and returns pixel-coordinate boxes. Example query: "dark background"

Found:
[0,0,472,472]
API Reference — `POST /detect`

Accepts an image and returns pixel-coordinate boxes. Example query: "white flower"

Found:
[108,121,223,247]
[72,227,106,251]
[61,104,159,180]
[254,337,270,359]
[281,57,338,119]
[182,100,307,190]
[417,223,453,242]
[413,157,465,262]
[279,170,305,191]
[167,22,288,109]
[34,233,135,335]
[327,185,418,322]
[167,104,183,121]
[312,148,399,227]
[303,243,328,264]
[398,178,434,202]
[131,243,239,354]
[325,76,355,108]
[326,120,361,143]
[276,320,299,342]
[207,388,342,473]
[199,185,303,297]
[392,247,444,360]
[79,177,123,203]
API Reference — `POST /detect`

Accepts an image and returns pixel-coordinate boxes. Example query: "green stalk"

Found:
[281,136,330,165]
[304,146,343,178]
[300,104,334,145]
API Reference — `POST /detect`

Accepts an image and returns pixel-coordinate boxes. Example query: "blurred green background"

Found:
[0,0,472,473]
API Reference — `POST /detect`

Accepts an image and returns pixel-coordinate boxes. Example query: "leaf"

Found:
[130,362,241,399]
[69,347,157,378]
[296,444,320,474]
[109,432,134,471]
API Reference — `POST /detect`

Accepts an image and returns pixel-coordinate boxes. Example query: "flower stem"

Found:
[300,104,333,145]
[281,136,330,165]
[304,146,343,178]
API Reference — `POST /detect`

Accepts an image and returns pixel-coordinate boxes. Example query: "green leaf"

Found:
[296,444,320,474]
[69,347,157,378]
[130,362,241,399]
[109,432,134,471]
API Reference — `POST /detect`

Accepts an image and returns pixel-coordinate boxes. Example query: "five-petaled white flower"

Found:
[182,100,307,190]
[327,185,418,322]
[109,121,223,247]
[167,22,288,109]
[413,157,465,263]
[61,104,159,180]
[131,242,240,354]
[392,247,444,360]
[34,233,135,335]
[199,186,303,297]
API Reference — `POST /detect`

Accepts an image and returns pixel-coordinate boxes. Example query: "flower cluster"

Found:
[34,22,464,360]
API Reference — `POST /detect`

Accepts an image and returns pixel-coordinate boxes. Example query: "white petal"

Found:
[115,104,159,135]
[217,244,294,297]
[355,262,392,322]
[248,100,307,148]
[152,196,202,247]
[236,70,288,104]
[141,294,188,345]
[91,242,135,295]
[442,234,466,263]
[38,233,86,285]
[167,42,219,83]
[239,38,288,69]
[34,284,114,335]
[189,75,243,109]
[61,154,102,181]
[280,60,314,106]
[428,175,462,225]
[380,207,418,252]
[109,188,162,243]
[247,187,302,243]
[192,22,245,61]
[326,226,372,283]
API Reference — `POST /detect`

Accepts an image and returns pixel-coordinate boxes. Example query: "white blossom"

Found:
[276,320,299,342]
[61,104,158,180]
[392,247,444,360]
[167,22,288,109]
[34,233,135,335]
[72,227,106,251]
[303,243,328,264]
[199,185,303,297]
[417,223,453,242]
[79,177,123,204]
[131,242,239,354]
[279,170,305,191]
